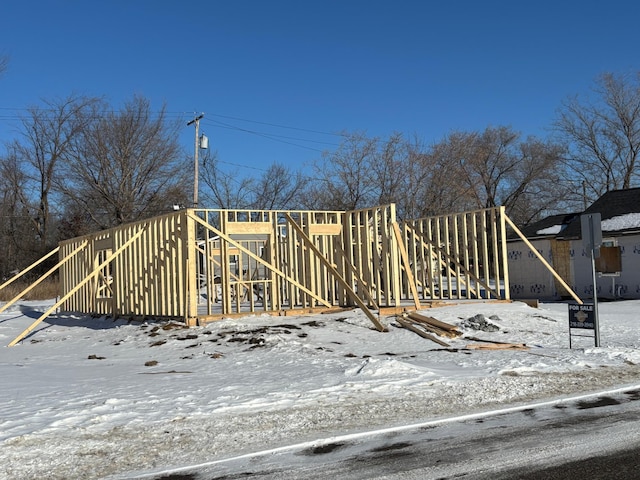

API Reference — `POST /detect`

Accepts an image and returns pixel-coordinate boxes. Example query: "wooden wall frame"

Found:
[3,204,521,344]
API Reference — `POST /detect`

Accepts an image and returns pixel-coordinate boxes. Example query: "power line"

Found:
[205,119,340,147]
[0,107,345,139]
[215,159,269,172]
[0,106,346,154]
[201,112,345,137]
[203,118,339,153]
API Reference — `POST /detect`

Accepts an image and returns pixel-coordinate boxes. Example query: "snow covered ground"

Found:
[1,299,640,479]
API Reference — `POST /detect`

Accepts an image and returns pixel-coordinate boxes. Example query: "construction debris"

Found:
[396,317,450,347]
[404,312,462,338]
[464,336,529,350]
[465,343,530,350]
[396,312,530,351]
[395,312,462,347]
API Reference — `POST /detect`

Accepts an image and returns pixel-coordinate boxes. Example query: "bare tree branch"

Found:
[59,95,190,230]
[555,71,640,199]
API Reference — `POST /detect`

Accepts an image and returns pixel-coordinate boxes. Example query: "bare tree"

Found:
[369,134,465,220]
[555,72,640,200]
[0,150,34,277]
[305,131,477,219]
[199,150,255,209]
[251,163,309,210]
[305,132,380,210]
[10,95,100,249]
[455,127,521,209]
[405,139,478,219]
[59,95,190,230]
[429,127,567,223]
[369,132,407,206]
[503,137,571,224]
[199,153,309,211]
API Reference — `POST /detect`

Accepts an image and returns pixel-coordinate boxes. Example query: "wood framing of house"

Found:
[3,204,581,346]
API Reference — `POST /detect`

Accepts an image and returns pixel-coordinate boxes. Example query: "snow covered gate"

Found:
[3,205,525,345]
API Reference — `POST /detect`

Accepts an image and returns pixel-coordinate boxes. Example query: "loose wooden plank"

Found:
[399,314,456,338]
[397,317,450,347]
[464,336,515,345]
[406,312,460,334]
[465,343,529,350]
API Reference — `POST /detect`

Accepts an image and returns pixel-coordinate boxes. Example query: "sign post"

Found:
[580,213,602,347]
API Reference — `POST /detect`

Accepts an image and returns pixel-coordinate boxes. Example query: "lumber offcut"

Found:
[407,312,459,332]
[403,312,462,338]
[465,343,529,350]
[397,317,450,347]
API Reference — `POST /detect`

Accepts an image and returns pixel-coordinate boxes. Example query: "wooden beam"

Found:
[504,215,582,305]
[225,222,273,235]
[0,244,83,316]
[498,206,511,300]
[332,242,379,311]
[466,343,529,350]
[8,226,148,347]
[0,246,60,293]
[392,222,420,310]
[308,223,342,236]
[406,311,460,334]
[188,212,332,309]
[284,214,387,332]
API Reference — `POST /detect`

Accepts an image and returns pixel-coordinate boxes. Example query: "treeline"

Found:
[2,71,640,278]
[0,95,191,277]
[204,72,640,219]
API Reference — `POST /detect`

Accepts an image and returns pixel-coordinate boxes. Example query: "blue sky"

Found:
[1,1,639,175]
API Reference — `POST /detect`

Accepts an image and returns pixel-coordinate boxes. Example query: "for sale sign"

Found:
[568,303,595,329]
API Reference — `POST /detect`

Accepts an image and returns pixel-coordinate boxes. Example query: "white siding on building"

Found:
[508,239,559,299]
[508,234,640,301]
[571,236,640,300]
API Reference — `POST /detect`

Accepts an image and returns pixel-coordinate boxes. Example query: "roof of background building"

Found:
[508,213,580,240]
[508,188,640,241]
[558,187,640,239]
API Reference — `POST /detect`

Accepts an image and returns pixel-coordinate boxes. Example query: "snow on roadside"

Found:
[1,299,639,479]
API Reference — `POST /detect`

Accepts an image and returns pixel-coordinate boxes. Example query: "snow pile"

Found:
[1,300,640,479]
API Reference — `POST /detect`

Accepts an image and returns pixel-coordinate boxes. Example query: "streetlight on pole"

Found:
[187,113,205,208]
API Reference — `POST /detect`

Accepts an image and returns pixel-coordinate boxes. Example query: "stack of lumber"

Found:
[396,312,462,347]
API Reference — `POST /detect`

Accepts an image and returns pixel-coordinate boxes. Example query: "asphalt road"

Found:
[140,386,640,480]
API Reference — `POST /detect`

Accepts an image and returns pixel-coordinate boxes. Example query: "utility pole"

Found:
[187,113,204,207]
